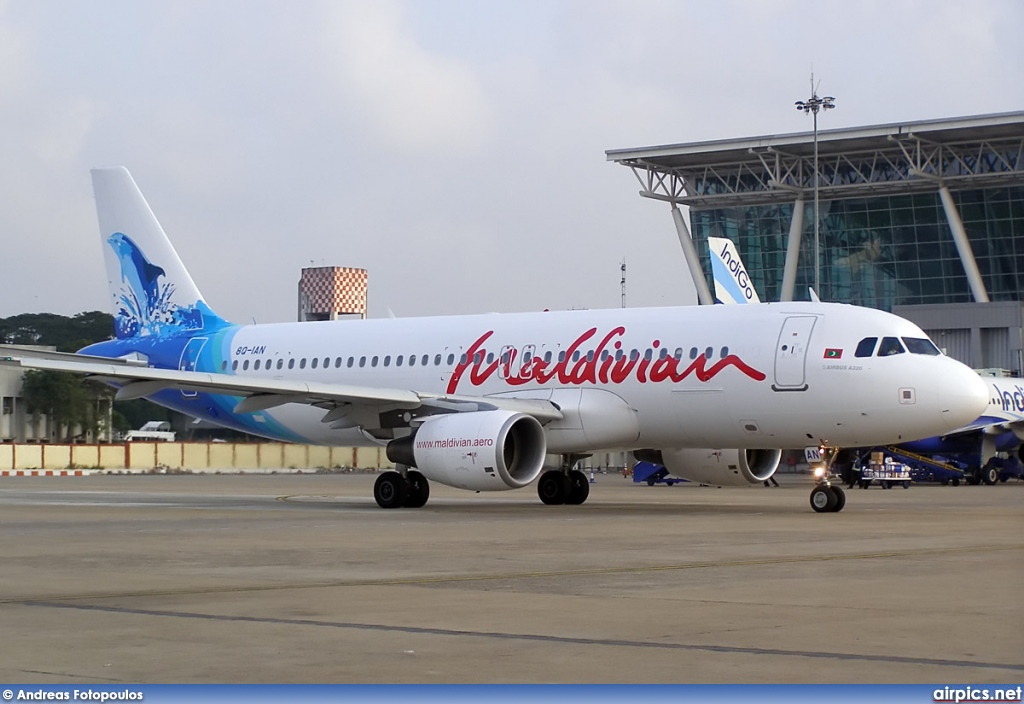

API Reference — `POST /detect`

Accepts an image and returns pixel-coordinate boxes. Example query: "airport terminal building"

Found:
[608,111,1024,374]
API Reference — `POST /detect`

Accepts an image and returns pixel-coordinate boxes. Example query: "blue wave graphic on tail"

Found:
[108,232,228,339]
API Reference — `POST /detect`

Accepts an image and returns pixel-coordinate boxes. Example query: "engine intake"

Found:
[387,410,547,491]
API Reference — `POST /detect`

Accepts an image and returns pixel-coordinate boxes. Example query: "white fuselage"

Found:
[207,301,988,451]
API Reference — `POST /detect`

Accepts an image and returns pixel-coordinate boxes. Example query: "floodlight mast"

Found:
[795,77,835,298]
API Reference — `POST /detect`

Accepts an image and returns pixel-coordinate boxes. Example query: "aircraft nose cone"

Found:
[938,362,989,429]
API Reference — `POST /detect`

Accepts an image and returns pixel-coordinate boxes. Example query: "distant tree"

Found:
[0,311,114,351]
[20,370,112,441]
[114,398,173,432]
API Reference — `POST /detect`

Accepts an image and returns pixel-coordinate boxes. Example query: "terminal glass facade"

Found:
[693,186,1024,311]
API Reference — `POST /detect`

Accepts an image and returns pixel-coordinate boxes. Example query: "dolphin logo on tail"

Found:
[108,232,167,319]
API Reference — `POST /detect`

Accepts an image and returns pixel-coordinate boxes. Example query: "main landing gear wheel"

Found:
[565,469,590,505]
[809,485,844,513]
[374,471,408,509]
[537,470,570,505]
[403,470,430,508]
[982,464,999,485]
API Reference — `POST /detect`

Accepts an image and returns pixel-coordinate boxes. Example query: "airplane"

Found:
[707,238,1024,487]
[0,167,990,513]
[895,375,1024,484]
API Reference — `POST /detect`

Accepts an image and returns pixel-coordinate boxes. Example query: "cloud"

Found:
[322,0,493,156]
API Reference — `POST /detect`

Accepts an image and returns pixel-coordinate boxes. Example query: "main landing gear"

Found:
[373,467,430,509]
[537,454,591,506]
[808,446,847,513]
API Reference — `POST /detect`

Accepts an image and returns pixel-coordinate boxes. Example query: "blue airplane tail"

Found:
[92,167,232,339]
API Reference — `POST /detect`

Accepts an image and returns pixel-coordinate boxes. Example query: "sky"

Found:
[0,0,1021,324]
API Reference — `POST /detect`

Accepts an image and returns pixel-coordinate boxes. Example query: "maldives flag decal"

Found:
[824,348,843,359]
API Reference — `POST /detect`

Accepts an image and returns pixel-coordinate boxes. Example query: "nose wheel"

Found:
[809,483,846,513]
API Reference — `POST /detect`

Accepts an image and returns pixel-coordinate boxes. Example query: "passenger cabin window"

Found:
[335,357,342,368]
[877,337,906,356]
[232,360,238,371]
[311,358,318,369]
[299,358,307,369]
[421,355,428,366]
[221,361,227,371]
[383,355,391,367]
[397,355,404,366]
[288,359,295,370]
[855,337,878,358]
[242,360,250,371]
[902,337,941,355]
[277,359,284,370]
[434,354,441,366]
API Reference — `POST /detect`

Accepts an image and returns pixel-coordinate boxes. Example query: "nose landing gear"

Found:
[808,446,847,513]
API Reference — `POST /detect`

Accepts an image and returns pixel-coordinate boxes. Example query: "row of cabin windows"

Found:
[854,336,942,358]
[220,346,735,373]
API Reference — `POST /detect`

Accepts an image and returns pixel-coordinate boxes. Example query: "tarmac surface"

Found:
[0,472,1021,684]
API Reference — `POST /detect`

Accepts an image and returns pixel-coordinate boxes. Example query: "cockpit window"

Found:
[902,337,941,355]
[877,337,906,356]
[855,337,878,358]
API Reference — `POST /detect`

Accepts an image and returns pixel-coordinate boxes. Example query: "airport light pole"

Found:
[795,79,835,298]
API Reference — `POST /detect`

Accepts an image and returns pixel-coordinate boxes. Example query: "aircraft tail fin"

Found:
[708,236,760,304]
[92,167,231,339]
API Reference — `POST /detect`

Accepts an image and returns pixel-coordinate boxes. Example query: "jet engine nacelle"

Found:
[638,448,782,487]
[387,410,547,492]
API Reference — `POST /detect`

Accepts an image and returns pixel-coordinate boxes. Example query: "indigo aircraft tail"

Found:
[93,167,231,339]
[708,236,760,305]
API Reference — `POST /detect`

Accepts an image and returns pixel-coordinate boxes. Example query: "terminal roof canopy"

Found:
[607,111,1024,208]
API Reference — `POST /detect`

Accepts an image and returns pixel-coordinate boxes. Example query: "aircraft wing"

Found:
[0,349,564,422]
[939,417,1024,441]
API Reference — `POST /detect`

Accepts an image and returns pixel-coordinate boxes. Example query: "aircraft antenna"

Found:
[620,258,626,308]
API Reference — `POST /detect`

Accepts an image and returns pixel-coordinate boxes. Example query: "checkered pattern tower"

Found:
[298,266,367,321]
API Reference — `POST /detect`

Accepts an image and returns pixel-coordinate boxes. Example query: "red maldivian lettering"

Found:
[445,327,766,394]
